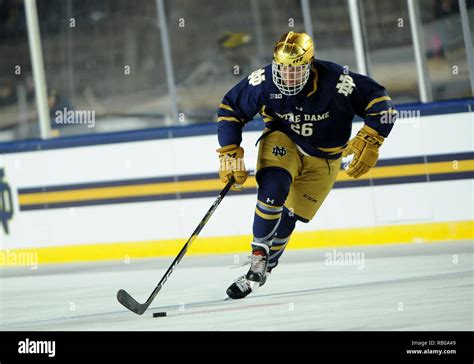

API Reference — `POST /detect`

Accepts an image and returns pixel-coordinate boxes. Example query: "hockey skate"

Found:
[226,247,271,299]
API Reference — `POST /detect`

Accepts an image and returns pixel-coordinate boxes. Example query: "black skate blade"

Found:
[117,289,147,315]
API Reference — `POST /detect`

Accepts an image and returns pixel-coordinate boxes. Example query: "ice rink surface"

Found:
[1,241,472,331]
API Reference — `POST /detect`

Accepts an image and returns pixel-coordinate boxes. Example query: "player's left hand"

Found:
[343,125,384,178]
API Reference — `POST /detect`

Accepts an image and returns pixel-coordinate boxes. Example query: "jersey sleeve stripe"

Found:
[365,96,392,111]
[219,103,234,112]
[217,116,243,123]
[260,106,275,122]
[366,109,398,117]
[318,145,347,155]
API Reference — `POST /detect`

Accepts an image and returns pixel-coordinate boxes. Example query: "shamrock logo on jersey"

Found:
[248,69,265,86]
[336,74,355,96]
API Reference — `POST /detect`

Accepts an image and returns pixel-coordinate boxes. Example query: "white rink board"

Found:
[0,112,473,250]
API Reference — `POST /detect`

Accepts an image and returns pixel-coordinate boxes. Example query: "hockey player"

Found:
[216,31,396,299]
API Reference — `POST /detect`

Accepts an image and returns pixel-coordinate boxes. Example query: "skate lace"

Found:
[234,276,250,291]
[231,254,267,270]
[250,254,267,274]
[230,255,252,269]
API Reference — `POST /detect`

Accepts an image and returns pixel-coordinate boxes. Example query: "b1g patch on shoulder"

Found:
[272,146,287,157]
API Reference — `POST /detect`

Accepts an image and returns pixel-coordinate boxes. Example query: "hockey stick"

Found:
[117,176,235,315]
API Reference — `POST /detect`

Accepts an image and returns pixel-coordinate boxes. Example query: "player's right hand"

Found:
[216,144,248,191]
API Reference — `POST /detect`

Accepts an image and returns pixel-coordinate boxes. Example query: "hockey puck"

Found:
[153,311,167,318]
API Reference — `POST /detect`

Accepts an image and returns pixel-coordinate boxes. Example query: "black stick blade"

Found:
[117,289,146,315]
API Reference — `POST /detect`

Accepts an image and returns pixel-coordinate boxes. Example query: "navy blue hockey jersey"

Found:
[217,59,396,159]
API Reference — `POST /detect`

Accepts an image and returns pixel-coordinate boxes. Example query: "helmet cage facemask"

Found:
[272,60,311,96]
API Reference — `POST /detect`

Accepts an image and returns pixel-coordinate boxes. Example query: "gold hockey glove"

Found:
[343,125,384,179]
[217,144,248,190]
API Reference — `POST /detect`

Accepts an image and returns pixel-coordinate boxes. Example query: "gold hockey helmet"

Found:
[273,31,314,66]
